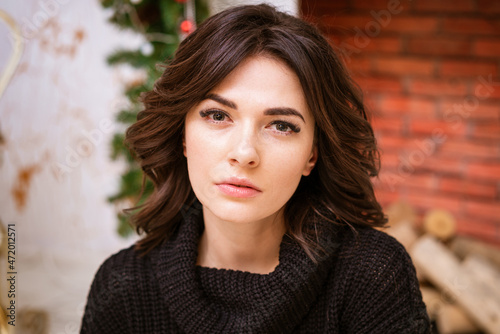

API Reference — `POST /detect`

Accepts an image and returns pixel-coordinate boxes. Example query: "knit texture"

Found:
[80,204,431,333]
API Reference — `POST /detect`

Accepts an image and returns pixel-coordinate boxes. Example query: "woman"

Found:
[81,4,431,333]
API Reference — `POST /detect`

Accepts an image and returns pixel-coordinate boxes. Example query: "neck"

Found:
[196,205,286,275]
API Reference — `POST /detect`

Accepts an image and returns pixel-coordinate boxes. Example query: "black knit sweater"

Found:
[80,205,431,333]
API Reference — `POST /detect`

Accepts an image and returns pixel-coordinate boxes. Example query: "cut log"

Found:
[385,201,418,226]
[462,255,500,300]
[414,261,427,283]
[420,286,445,321]
[423,209,456,241]
[412,236,500,334]
[451,236,500,269]
[436,304,481,334]
[385,220,418,251]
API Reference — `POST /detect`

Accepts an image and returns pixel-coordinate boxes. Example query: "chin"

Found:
[205,200,279,224]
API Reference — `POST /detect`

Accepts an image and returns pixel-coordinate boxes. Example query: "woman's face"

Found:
[183,55,317,225]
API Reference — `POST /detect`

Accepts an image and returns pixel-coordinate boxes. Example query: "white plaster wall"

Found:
[0,0,141,332]
[210,0,298,15]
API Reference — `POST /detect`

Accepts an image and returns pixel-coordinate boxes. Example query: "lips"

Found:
[214,177,262,198]
[216,177,261,191]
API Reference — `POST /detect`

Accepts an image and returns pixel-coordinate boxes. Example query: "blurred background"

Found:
[300,2,500,332]
[0,0,499,333]
[302,0,500,245]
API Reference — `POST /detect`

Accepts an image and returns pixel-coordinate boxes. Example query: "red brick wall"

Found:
[301,0,500,245]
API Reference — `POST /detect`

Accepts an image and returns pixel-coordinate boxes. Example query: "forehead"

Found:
[214,55,298,90]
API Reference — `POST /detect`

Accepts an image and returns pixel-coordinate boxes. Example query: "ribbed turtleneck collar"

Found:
[150,201,338,334]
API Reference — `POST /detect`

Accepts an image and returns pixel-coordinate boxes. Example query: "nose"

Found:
[227,126,260,168]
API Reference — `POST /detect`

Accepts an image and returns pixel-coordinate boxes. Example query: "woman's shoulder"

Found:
[327,225,431,333]
[90,244,153,291]
[82,244,163,331]
[337,225,410,263]
[96,244,140,269]
[330,224,420,292]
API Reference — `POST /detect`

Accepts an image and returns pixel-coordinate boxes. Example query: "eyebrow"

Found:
[206,93,237,109]
[205,93,306,123]
[265,107,305,123]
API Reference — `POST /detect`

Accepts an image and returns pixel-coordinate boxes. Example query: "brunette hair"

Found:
[125,4,386,261]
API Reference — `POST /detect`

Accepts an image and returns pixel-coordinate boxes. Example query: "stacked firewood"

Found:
[383,202,500,334]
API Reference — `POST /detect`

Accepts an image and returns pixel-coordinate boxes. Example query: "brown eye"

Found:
[199,109,229,122]
[269,121,301,134]
[276,123,290,132]
[212,111,225,121]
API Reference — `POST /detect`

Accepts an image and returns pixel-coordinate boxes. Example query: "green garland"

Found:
[101,0,209,236]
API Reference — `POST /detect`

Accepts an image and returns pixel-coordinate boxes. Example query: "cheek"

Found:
[263,144,312,192]
[184,120,208,158]
[184,125,225,200]
[184,125,205,180]
[185,128,224,166]
[271,138,314,172]
[185,128,210,163]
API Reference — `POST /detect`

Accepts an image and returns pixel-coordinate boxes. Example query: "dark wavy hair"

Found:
[125,4,386,261]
